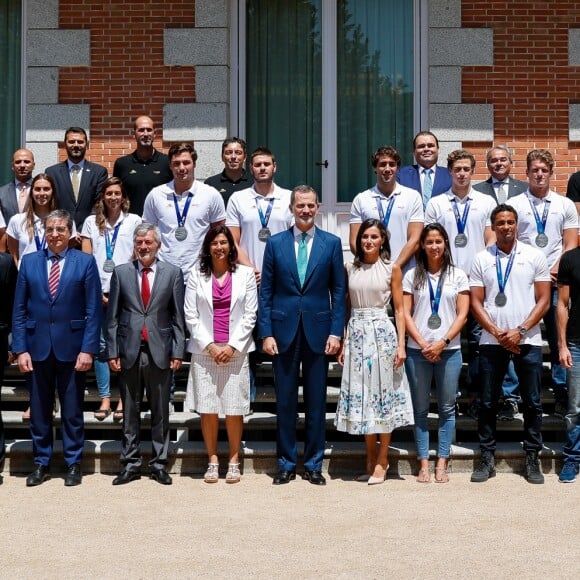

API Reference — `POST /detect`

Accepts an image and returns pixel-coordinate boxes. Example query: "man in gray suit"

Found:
[473,146,527,203]
[0,149,36,249]
[106,223,186,485]
[473,145,528,421]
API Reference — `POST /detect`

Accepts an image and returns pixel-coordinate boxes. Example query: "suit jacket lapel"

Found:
[302,228,325,288]
[200,269,214,312]
[52,249,75,301]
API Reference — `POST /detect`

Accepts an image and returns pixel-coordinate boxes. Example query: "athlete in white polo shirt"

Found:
[469,204,551,484]
[226,147,292,283]
[350,145,423,272]
[509,149,578,416]
[142,142,226,285]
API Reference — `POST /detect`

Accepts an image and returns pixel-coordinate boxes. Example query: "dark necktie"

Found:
[141,267,151,341]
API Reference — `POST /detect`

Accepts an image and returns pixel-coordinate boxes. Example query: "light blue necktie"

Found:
[297,232,308,285]
[423,169,433,208]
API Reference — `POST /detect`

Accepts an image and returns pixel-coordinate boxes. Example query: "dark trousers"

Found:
[30,352,86,466]
[478,345,543,453]
[0,332,7,468]
[119,345,171,471]
[272,325,329,472]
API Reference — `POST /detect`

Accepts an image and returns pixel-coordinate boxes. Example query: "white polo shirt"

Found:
[142,180,226,282]
[350,184,423,265]
[225,184,293,272]
[469,242,550,346]
[403,265,470,349]
[81,212,142,292]
[425,188,496,276]
[509,190,578,269]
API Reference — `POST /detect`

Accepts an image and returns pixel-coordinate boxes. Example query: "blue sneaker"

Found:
[558,460,579,483]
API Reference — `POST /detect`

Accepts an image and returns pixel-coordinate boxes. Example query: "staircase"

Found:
[1,354,567,478]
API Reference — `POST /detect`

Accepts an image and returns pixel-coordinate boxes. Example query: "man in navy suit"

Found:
[45,127,108,231]
[398,131,452,207]
[259,185,346,485]
[12,209,102,486]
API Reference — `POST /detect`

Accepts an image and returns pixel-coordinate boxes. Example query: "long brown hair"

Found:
[94,177,130,234]
[24,173,58,241]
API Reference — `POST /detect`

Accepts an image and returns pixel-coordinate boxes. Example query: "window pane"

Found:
[246,0,322,195]
[0,0,22,185]
[337,0,414,202]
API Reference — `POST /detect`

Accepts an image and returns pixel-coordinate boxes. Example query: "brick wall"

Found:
[462,1,580,192]
[56,1,197,171]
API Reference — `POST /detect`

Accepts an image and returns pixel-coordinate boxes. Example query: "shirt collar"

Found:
[47,248,68,260]
[138,259,157,273]
[293,225,315,239]
[67,159,85,171]
[372,184,400,198]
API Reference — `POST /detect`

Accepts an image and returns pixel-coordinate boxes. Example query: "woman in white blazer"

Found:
[184,225,258,484]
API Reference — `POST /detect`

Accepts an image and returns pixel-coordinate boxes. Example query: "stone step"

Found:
[3,439,565,477]
[2,409,566,436]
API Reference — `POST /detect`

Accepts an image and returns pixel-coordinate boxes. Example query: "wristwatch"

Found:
[518,326,527,336]
[441,337,451,345]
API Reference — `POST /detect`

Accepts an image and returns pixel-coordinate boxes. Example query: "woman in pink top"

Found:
[184,225,258,483]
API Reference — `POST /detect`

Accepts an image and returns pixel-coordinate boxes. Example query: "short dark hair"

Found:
[168,142,198,162]
[371,146,401,168]
[199,225,238,276]
[250,147,275,164]
[447,149,476,171]
[526,148,554,171]
[222,137,247,155]
[354,219,391,267]
[491,203,518,224]
[64,127,88,143]
[412,131,439,149]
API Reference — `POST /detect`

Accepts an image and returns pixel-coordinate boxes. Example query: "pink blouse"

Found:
[212,272,232,343]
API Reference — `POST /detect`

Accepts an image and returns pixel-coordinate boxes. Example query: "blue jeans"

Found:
[405,348,462,460]
[564,343,580,463]
[478,345,543,452]
[94,310,110,399]
[544,287,567,402]
[501,360,520,402]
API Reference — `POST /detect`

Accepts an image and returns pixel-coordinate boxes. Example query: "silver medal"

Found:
[454,233,468,248]
[258,227,271,241]
[495,292,507,307]
[535,233,549,248]
[103,259,116,273]
[427,314,442,330]
[175,226,188,241]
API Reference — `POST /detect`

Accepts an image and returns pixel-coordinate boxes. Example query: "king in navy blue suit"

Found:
[258,185,346,485]
[12,210,102,486]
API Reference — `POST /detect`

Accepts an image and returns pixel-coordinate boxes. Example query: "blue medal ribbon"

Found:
[495,243,517,294]
[528,196,550,236]
[427,271,445,316]
[257,197,275,228]
[451,197,471,235]
[173,192,193,227]
[105,221,122,261]
[34,221,46,251]
[375,194,396,228]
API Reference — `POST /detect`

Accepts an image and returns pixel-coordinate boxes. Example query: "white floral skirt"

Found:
[335,307,414,435]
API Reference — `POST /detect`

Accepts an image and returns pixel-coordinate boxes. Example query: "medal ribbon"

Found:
[173,192,193,228]
[375,194,396,228]
[34,220,46,251]
[495,243,517,295]
[451,197,471,235]
[257,197,275,228]
[427,272,445,316]
[528,196,550,236]
[105,221,122,261]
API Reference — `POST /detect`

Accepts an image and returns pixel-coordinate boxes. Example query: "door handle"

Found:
[315,160,329,168]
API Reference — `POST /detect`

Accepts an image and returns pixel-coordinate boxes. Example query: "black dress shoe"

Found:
[302,470,326,485]
[150,469,172,485]
[64,463,82,486]
[112,470,141,486]
[26,464,51,487]
[272,470,296,485]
